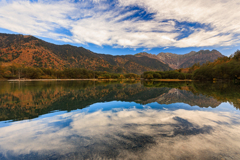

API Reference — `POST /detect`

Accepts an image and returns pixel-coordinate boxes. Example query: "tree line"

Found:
[0,64,140,80]
[142,70,193,80]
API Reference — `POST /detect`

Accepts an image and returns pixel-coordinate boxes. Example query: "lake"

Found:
[0,80,240,160]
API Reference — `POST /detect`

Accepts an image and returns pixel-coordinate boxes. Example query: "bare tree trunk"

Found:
[18,67,22,80]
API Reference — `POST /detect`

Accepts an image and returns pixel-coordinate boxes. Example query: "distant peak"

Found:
[158,52,178,56]
[189,51,196,54]
[135,52,151,56]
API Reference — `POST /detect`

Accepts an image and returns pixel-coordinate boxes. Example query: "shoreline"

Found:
[7,78,139,82]
[144,79,193,81]
[2,78,194,82]
[6,78,193,82]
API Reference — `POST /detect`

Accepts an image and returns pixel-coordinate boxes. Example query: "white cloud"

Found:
[0,0,240,48]
[0,0,75,38]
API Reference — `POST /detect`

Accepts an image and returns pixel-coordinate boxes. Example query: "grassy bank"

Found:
[7,78,140,82]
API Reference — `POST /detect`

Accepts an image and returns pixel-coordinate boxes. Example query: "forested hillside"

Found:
[193,50,240,80]
[0,33,171,74]
[141,50,240,81]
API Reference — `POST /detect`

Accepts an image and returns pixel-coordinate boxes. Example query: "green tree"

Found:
[233,50,240,61]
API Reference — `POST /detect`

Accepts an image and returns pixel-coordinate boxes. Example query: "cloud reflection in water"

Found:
[0,102,240,160]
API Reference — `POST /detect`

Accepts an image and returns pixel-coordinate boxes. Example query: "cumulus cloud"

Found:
[0,0,240,48]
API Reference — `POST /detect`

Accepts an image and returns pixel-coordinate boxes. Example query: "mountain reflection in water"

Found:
[0,80,240,159]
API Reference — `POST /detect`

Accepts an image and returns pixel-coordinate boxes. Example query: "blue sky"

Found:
[0,0,240,56]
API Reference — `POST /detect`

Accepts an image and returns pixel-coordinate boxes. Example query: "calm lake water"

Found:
[0,80,240,160]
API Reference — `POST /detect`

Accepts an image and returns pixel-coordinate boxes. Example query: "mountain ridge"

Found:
[0,33,224,73]
[0,33,171,74]
[136,50,224,69]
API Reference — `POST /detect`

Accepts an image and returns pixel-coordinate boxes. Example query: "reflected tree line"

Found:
[0,80,239,121]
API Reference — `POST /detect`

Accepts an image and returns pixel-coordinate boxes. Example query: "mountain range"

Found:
[135,50,224,69]
[140,88,221,107]
[0,33,224,73]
